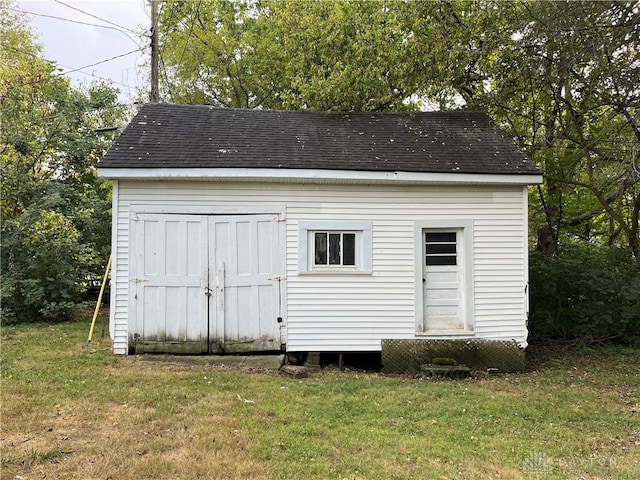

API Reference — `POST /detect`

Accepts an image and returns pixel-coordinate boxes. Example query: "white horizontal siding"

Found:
[473,196,528,345]
[110,181,529,353]
[108,182,128,354]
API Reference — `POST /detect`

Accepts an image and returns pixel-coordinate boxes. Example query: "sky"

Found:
[15,0,150,103]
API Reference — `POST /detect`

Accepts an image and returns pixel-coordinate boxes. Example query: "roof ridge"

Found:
[140,102,490,117]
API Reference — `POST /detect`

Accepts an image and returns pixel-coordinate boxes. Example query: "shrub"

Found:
[1,209,96,324]
[529,245,640,344]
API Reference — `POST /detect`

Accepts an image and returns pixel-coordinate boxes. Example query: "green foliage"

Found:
[267,0,421,111]
[0,3,128,323]
[431,357,457,366]
[529,246,640,344]
[159,0,422,111]
[159,0,272,107]
[2,209,87,320]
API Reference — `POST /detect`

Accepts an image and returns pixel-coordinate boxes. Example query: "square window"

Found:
[298,221,372,274]
[313,232,356,267]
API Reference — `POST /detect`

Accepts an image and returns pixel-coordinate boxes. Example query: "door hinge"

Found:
[130,277,149,283]
[268,275,287,281]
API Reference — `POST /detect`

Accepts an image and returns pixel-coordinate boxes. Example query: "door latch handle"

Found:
[204,286,213,297]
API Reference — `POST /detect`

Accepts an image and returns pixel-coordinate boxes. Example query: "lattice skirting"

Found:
[381,339,526,374]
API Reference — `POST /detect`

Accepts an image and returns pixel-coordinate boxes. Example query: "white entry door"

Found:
[129,213,283,354]
[421,230,465,332]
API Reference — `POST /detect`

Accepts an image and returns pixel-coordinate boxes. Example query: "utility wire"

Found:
[2,42,147,91]
[60,62,142,90]
[7,6,142,45]
[6,4,149,92]
[52,0,143,35]
[61,48,146,75]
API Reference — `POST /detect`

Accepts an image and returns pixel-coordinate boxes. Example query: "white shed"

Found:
[98,104,542,357]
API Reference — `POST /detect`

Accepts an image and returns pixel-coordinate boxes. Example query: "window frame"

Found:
[298,221,372,274]
[313,231,357,267]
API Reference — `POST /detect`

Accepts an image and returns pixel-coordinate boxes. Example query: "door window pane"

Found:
[426,255,457,266]
[426,232,456,243]
[425,231,457,266]
[426,243,457,254]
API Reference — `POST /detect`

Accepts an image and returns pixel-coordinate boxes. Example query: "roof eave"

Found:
[98,167,543,186]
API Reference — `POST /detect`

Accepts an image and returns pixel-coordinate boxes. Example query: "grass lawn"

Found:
[1,313,639,480]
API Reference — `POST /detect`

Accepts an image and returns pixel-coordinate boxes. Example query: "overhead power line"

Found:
[7,6,143,46]
[59,60,144,90]
[2,44,147,91]
[52,0,142,35]
[60,48,146,76]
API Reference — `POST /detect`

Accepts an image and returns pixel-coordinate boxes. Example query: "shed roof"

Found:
[98,103,540,176]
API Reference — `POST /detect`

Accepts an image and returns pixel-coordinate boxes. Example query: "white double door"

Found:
[129,213,283,353]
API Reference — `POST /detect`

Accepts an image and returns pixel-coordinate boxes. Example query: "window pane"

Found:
[343,233,355,265]
[329,233,341,265]
[314,233,327,265]
[426,232,456,243]
[426,243,457,254]
[426,255,457,266]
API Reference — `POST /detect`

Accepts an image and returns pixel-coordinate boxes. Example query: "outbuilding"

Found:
[98,104,542,365]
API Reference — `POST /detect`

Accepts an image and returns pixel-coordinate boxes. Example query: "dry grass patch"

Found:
[2,368,268,479]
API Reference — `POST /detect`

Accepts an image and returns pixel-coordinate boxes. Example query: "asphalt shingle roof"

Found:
[98,103,540,176]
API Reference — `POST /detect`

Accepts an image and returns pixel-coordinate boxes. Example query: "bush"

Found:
[1,209,96,324]
[529,246,640,344]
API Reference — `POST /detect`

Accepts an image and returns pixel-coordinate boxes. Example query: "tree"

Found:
[264,0,422,111]
[1,1,128,323]
[159,0,422,111]
[159,0,274,107]
[409,0,640,261]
